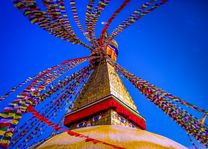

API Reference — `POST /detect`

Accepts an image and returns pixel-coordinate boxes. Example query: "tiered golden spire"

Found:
[73,60,137,111]
[64,39,145,129]
[64,59,145,129]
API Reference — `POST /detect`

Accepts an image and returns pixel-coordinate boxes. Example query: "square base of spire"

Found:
[64,95,146,130]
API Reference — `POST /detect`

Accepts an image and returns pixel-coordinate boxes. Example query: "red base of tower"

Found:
[64,96,146,130]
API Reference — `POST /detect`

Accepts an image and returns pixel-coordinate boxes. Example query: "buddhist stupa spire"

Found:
[73,60,137,111]
[64,41,146,130]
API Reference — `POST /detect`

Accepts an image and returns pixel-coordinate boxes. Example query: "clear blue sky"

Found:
[0,0,207,148]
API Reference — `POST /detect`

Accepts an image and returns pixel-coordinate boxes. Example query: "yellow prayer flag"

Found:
[0,113,8,118]
[0,130,6,136]
[11,119,18,125]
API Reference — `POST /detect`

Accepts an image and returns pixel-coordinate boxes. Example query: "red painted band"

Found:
[64,97,146,130]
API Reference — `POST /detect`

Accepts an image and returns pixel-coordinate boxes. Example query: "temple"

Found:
[36,40,187,149]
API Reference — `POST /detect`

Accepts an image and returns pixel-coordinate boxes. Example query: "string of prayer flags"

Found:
[0,76,34,102]
[69,0,86,37]
[0,56,93,148]
[10,66,90,145]
[85,0,95,33]
[10,66,93,148]
[27,105,125,149]
[42,0,92,50]
[86,0,111,45]
[108,0,167,42]
[99,0,130,47]
[13,0,91,49]
[112,62,208,147]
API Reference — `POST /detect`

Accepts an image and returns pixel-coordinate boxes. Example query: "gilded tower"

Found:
[64,39,146,130]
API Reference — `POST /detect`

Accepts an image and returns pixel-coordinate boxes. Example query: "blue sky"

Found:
[0,0,207,148]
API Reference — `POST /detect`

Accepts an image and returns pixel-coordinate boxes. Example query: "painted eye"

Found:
[93,115,102,122]
[77,121,86,128]
[120,117,125,123]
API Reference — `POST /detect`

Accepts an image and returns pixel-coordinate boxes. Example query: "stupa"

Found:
[1,1,207,148]
[36,40,187,149]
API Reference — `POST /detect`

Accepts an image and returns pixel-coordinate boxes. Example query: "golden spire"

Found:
[64,41,145,130]
[73,60,137,111]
